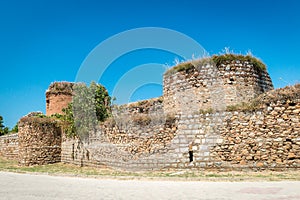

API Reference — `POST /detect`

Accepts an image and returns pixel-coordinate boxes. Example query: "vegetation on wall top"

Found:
[164,53,267,76]
[226,84,300,112]
[211,54,266,71]
[46,82,74,95]
[19,115,59,127]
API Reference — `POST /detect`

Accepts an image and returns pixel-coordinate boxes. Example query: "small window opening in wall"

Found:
[288,102,296,106]
[71,144,75,160]
[188,143,193,162]
[189,150,193,162]
[46,99,50,109]
[286,138,292,142]
[229,78,234,85]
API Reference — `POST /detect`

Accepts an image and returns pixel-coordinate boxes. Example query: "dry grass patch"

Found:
[1,157,299,181]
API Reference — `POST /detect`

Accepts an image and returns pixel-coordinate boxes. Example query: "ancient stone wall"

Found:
[0,133,18,160]
[61,98,180,170]
[209,86,300,170]
[1,57,298,172]
[46,82,73,116]
[61,85,299,171]
[18,117,62,166]
[163,60,273,114]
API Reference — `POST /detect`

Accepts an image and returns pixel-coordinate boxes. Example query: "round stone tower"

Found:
[46,82,74,116]
[18,116,62,166]
[163,54,274,114]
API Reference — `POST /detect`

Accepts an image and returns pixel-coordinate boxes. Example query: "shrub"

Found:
[199,108,214,115]
[132,115,151,126]
[226,101,261,112]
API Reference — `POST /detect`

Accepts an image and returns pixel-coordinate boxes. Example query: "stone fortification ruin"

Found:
[1,54,299,171]
[163,55,273,114]
[18,116,62,166]
[46,82,74,116]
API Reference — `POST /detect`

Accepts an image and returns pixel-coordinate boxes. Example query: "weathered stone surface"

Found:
[1,60,299,172]
[18,117,62,166]
[163,60,273,114]
[0,133,18,160]
[46,82,74,116]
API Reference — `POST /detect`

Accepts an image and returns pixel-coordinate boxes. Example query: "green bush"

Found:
[132,115,151,126]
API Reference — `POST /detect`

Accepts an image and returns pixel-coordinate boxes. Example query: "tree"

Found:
[62,82,111,140]
[62,103,76,138]
[0,116,9,136]
[90,81,111,122]
[10,122,18,133]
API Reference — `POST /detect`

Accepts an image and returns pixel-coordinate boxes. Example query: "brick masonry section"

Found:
[46,82,73,116]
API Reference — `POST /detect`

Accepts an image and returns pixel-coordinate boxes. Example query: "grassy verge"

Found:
[1,157,299,181]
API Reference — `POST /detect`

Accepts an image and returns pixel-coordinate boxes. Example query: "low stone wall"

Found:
[0,133,18,160]
[18,117,62,166]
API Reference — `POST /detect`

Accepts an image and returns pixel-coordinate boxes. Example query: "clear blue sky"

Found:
[0,0,299,128]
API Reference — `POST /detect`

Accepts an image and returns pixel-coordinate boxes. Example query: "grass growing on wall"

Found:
[211,54,266,71]
[226,101,261,112]
[226,84,300,112]
[164,54,267,76]
[47,82,74,95]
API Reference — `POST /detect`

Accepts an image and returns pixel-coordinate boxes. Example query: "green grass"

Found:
[1,157,299,181]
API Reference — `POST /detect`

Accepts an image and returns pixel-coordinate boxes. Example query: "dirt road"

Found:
[0,172,299,200]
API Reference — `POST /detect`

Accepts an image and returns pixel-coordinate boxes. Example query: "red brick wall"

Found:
[46,93,72,116]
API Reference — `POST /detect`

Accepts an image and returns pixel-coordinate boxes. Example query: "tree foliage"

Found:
[62,82,111,140]
[0,116,9,136]
[10,123,18,133]
[90,82,111,121]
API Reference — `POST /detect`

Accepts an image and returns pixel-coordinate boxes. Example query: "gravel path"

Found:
[0,172,299,200]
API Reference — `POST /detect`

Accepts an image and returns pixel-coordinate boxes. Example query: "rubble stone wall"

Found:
[18,117,62,166]
[1,58,299,172]
[210,101,300,169]
[0,133,18,160]
[163,60,273,114]
[61,86,300,171]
